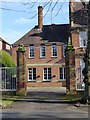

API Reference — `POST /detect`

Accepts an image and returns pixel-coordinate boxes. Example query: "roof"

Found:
[13,24,70,46]
[0,37,11,45]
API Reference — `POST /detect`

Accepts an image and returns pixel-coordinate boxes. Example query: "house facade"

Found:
[12,6,70,87]
[69,1,87,90]
[0,37,12,55]
[12,3,87,88]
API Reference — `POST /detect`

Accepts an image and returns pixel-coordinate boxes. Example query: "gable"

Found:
[13,24,70,46]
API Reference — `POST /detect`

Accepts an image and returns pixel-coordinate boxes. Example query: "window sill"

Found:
[59,79,66,82]
[51,56,57,58]
[40,57,46,59]
[28,57,34,59]
[80,46,86,48]
[28,80,36,82]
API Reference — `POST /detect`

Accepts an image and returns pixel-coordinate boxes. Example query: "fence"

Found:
[76,67,85,91]
[0,67,85,91]
[0,67,17,91]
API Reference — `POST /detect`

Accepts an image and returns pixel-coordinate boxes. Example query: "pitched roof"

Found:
[13,24,70,46]
[0,37,10,45]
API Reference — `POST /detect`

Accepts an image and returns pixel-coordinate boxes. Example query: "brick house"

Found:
[12,6,70,87]
[12,3,87,88]
[0,37,12,55]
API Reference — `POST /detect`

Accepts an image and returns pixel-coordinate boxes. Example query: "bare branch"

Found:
[51,0,59,12]
[0,7,34,13]
[21,0,31,5]
[55,0,66,16]
[43,0,53,18]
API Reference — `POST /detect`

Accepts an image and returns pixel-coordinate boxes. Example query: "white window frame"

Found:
[40,45,46,58]
[29,45,34,58]
[28,68,36,81]
[76,58,85,91]
[79,31,87,48]
[51,44,57,57]
[59,67,66,81]
[80,57,85,80]
[43,68,52,81]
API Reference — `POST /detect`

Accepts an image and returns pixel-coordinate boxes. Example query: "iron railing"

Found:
[0,67,17,91]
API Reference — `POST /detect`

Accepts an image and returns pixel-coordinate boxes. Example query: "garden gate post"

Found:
[65,37,77,95]
[16,44,27,96]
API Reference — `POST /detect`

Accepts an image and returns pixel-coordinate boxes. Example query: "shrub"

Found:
[0,50,16,67]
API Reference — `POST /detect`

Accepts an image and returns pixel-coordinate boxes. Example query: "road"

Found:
[2,102,88,119]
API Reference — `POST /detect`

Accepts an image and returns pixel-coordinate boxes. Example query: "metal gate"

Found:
[76,67,85,91]
[0,67,17,91]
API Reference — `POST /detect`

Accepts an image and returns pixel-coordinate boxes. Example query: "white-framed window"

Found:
[80,57,85,70]
[63,44,67,57]
[59,67,66,80]
[51,44,57,57]
[28,68,36,81]
[43,68,52,81]
[79,31,87,47]
[76,58,85,91]
[29,45,34,58]
[40,45,46,58]
[80,57,85,80]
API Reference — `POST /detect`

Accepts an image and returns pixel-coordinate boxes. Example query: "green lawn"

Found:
[0,100,14,108]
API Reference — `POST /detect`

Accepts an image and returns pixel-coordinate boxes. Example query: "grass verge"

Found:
[0,100,14,108]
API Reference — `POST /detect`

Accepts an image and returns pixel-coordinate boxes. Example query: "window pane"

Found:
[52,45,57,57]
[44,68,51,80]
[44,74,47,79]
[29,45,34,57]
[60,68,63,79]
[60,67,66,80]
[80,31,87,47]
[28,68,36,80]
[33,68,36,80]
[28,68,32,80]
[64,68,66,79]
[48,68,51,79]
[40,45,46,57]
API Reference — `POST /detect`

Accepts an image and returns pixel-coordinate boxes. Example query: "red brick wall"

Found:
[25,45,63,65]
[27,66,66,87]
[12,44,66,87]
[72,31,79,48]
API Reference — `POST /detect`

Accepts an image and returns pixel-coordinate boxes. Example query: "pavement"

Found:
[2,87,89,105]
[20,87,88,105]
[1,87,89,119]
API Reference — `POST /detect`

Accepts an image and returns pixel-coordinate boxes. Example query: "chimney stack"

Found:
[38,6,43,30]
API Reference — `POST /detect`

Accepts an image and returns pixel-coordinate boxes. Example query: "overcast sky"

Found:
[0,0,82,44]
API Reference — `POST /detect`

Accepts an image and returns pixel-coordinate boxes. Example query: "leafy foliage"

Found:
[0,50,16,67]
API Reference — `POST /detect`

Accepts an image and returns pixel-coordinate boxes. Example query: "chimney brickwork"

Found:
[38,6,43,30]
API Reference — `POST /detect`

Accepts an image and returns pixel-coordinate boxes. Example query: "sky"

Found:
[0,0,82,44]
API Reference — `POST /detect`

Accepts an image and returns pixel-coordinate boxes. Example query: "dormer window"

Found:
[51,44,57,57]
[79,31,87,47]
[40,45,46,58]
[29,45,34,58]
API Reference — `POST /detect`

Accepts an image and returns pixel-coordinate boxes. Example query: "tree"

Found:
[0,50,16,67]
[80,0,90,103]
